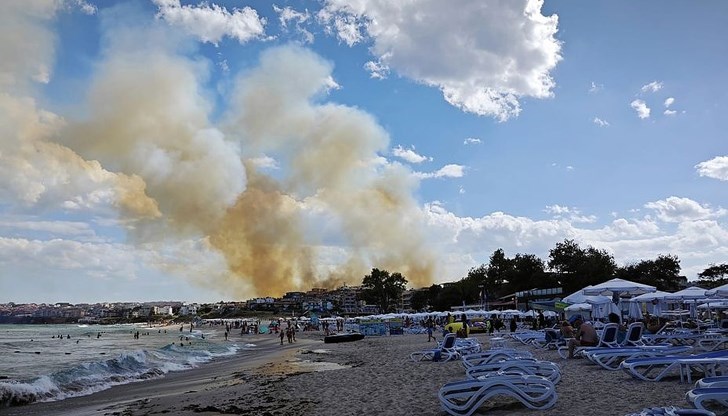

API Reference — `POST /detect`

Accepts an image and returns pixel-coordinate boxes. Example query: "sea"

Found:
[0,323,251,407]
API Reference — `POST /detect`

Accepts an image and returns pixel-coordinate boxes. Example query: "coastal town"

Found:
[0,285,409,324]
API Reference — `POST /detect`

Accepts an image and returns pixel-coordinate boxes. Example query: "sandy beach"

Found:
[1,330,699,416]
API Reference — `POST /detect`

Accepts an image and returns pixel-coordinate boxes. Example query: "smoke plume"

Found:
[2,4,438,297]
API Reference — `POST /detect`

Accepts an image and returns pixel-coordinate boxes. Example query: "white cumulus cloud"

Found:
[630,99,650,119]
[664,97,675,107]
[593,117,609,127]
[463,137,482,145]
[273,5,313,44]
[317,0,562,122]
[695,156,728,181]
[641,81,663,93]
[644,196,725,223]
[414,164,465,179]
[392,145,432,164]
[153,0,266,46]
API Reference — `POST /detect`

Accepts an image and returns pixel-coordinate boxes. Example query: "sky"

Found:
[1,0,726,304]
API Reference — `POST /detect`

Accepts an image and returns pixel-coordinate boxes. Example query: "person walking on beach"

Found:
[426,316,435,342]
[279,328,285,345]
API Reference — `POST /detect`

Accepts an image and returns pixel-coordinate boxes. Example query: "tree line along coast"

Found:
[2,239,726,324]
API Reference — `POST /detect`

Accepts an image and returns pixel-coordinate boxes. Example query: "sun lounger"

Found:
[584,346,693,371]
[626,406,716,416]
[696,334,728,352]
[696,376,728,389]
[557,323,619,359]
[465,359,561,384]
[410,333,460,362]
[439,374,557,416]
[621,350,728,382]
[686,387,728,414]
[461,349,534,369]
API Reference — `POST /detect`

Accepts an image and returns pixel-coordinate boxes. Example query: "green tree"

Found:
[486,249,512,299]
[510,253,548,292]
[548,239,616,293]
[615,254,683,292]
[361,268,408,313]
[697,263,728,288]
[410,289,430,311]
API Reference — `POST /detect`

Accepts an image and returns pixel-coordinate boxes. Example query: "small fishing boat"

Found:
[323,332,365,344]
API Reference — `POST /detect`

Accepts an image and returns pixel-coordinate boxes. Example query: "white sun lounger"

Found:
[584,345,693,371]
[686,387,728,414]
[439,374,557,416]
[465,359,561,384]
[461,349,534,369]
[626,406,716,416]
[621,350,728,382]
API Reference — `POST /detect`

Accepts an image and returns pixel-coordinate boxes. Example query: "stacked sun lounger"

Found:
[620,350,728,383]
[438,346,560,415]
[685,376,728,415]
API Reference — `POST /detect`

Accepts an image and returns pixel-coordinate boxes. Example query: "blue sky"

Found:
[1,0,726,304]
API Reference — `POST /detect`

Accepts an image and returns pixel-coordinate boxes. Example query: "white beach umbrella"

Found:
[698,301,728,309]
[707,283,728,298]
[627,301,643,319]
[562,288,612,305]
[631,291,673,302]
[565,303,591,312]
[543,311,558,317]
[663,286,709,301]
[582,278,657,296]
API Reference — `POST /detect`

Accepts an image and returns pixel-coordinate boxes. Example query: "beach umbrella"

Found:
[663,286,709,319]
[591,302,620,319]
[543,311,558,317]
[564,303,591,312]
[581,278,657,296]
[707,282,728,298]
[562,287,612,305]
[631,291,673,302]
[627,301,643,319]
[522,310,536,318]
[663,286,709,301]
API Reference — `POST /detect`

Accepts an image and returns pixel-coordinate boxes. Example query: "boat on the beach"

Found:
[323,332,365,344]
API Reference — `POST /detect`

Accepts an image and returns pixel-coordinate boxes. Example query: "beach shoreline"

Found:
[1,331,701,415]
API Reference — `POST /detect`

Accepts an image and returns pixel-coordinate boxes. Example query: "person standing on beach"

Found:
[426,316,435,342]
[279,328,285,345]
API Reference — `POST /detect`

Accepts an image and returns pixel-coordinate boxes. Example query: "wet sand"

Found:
[1,331,699,415]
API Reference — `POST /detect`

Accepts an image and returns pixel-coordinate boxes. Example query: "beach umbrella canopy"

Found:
[663,286,709,301]
[562,289,611,305]
[581,278,656,296]
[499,309,522,316]
[698,301,728,309]
[627,301,643,319]
[543,311,558,317]
[565,303,591,312]
[592,302,620,319]
[631,291,673,302]
[707,282,728,298]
